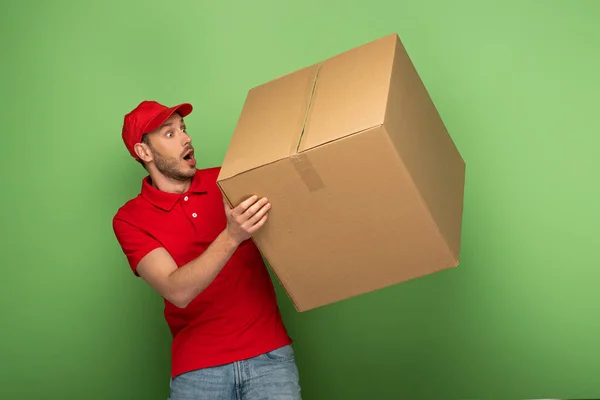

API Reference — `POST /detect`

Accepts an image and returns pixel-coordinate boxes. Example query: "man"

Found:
[112,100,301,399]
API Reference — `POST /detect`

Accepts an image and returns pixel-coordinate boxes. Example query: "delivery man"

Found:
[112,100,302,399]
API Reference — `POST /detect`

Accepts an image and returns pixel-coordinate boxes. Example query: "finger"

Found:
[243,197,269,219]
[246,203,271,227]
[235,195,259,215]
[247,213,269,235]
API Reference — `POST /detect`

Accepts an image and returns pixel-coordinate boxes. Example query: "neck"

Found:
[148,171,192,194]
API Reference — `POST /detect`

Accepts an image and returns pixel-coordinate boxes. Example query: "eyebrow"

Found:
[159,119,185,130]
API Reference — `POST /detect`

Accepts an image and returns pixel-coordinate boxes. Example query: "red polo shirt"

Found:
[112,167,292,378]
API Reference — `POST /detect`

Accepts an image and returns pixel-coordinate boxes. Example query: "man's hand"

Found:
[223,195,271,245]
[133,195,271,308]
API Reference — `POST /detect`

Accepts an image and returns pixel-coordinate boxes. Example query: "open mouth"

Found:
[182,149,196,166]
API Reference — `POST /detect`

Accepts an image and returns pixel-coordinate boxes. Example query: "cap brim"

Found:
[143,103,193,134]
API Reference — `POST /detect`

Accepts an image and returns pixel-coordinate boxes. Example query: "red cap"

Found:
[122,100,193,160]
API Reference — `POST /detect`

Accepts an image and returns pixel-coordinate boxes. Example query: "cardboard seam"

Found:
[293,62,323,155]
[289,62,325,192]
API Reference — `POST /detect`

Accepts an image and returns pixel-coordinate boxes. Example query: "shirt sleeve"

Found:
[112,214,163,276]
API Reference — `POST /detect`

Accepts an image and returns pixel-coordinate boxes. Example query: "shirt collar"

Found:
[140,169,208,211]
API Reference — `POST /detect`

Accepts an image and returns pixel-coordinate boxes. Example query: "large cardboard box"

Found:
[217,33,466,312]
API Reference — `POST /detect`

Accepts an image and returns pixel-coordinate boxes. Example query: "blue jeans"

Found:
[168,344,302,400]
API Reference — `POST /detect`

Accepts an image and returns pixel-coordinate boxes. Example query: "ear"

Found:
[133,142,153,163]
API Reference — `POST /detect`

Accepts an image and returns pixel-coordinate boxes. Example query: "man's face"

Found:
[142,113,196,181]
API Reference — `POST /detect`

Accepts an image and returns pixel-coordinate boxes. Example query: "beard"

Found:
[151,149,195,182]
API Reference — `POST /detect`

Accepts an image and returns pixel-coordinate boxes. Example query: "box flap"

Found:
[218,64,320,181]
[297,34,397,153]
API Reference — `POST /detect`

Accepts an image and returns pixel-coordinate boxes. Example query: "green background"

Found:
[1,0,599,399]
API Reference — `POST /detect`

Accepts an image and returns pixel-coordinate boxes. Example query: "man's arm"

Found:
[136,195,271,308]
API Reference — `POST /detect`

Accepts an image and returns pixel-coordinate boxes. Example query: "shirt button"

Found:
[192,213,197,218]
[184,196,189,201]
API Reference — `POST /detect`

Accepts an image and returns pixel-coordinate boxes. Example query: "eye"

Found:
[166,131,174,137]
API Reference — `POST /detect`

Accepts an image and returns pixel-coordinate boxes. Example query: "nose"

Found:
[181,130,192,146]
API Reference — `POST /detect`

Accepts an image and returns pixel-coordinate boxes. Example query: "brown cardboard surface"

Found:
[218,33,466,312]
